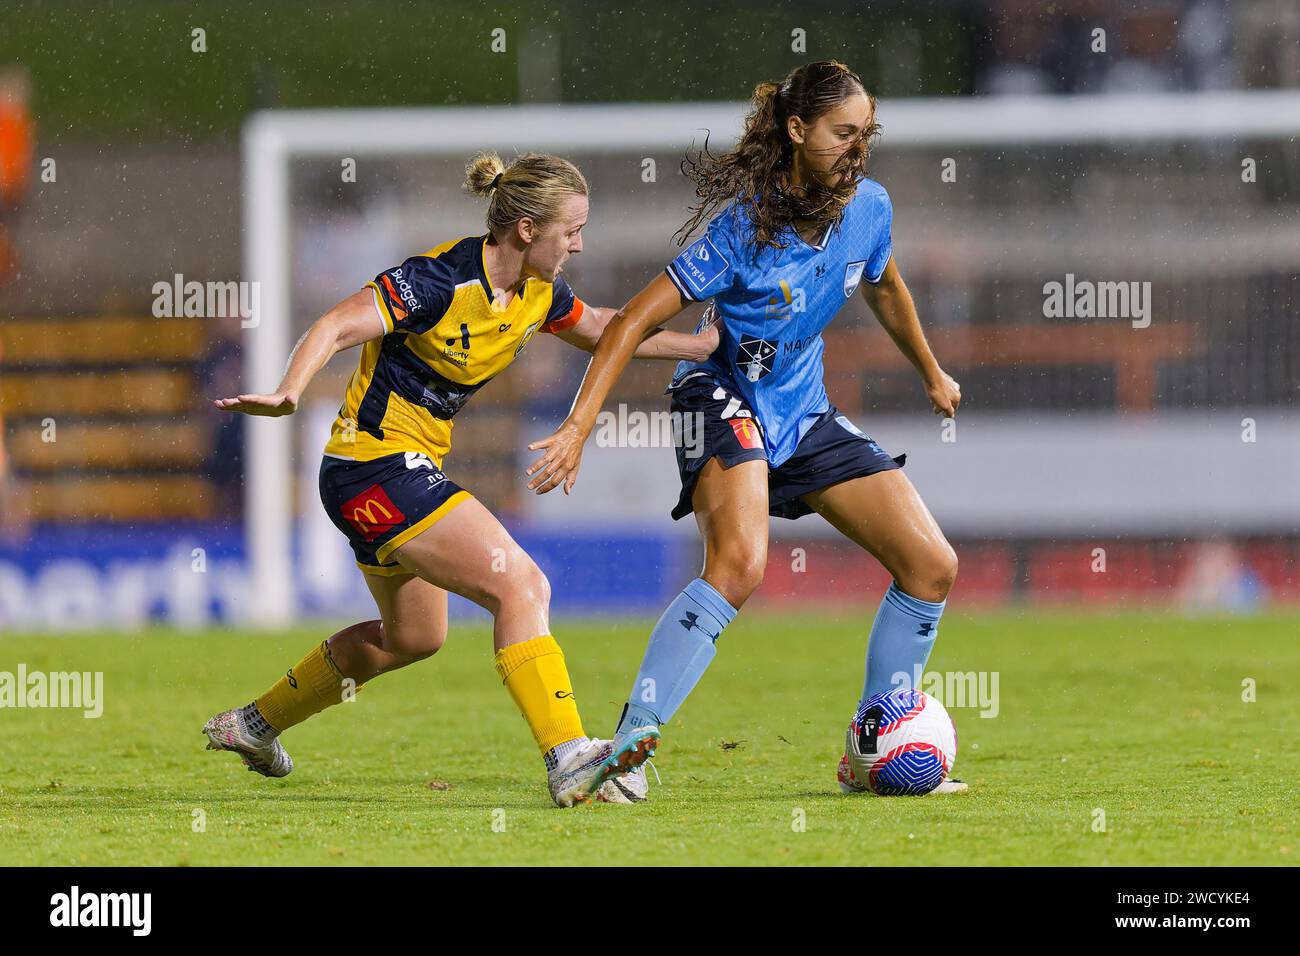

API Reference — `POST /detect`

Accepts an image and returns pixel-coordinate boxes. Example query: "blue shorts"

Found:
[318,451,471,575]
[668,374,905,520]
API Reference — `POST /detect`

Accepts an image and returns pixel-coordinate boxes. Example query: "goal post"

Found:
[241,90,1300,628]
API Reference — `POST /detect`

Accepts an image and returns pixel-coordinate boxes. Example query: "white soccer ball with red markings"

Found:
[844,688,957,796]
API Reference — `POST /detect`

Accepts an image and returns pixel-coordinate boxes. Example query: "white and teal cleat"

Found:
[548,726,660,808]
[202,708,293,778]
[596,762,654,804]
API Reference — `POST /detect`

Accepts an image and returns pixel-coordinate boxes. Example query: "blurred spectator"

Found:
[0,64,34,539]
[0,65,35,285]
[1100,4,1179,93]
[977,0,1248,95]
[0,337,32,544]
[1178,0,1233,89]
[198,315,245,521]
[1177,538,1266,612]
[1234,0,1300,89]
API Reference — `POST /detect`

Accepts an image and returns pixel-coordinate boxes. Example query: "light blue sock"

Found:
[615,578,737,739]
[860,580,945,705]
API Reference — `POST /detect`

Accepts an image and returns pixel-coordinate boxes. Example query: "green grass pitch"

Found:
[1,610,1297,866]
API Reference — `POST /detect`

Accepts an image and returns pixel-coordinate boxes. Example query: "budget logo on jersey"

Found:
[673,235,729,297]
[380,269,421,320]
[736,336,778,382]
[844,261,867,298]
[341,483,405,541]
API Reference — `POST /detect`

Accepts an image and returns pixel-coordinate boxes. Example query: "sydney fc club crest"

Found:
[844,261,867,298]
[736,336,778,382]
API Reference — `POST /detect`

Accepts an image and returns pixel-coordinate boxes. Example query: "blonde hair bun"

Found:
[463,152,589,235]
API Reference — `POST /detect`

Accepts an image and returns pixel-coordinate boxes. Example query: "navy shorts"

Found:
[319,451,471,575]
[668,374,905,520]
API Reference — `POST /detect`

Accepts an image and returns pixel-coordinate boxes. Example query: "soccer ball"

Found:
[844,688,957,796]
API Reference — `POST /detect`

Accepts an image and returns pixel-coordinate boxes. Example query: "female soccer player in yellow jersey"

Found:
[203,151,717,807]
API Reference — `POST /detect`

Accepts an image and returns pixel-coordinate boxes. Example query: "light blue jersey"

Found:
[665,178,893,466]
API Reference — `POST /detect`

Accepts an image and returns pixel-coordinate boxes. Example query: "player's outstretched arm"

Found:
[212,288,385,417]
[861,256,961,417]
[526,273,689,494]
[554,304,718,361]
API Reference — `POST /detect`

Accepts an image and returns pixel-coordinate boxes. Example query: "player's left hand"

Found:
[925,371,961,417]
[694,305,722,358]
[526,420,587,495]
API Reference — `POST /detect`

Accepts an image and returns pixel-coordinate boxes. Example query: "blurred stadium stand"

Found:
[2,318,213,521]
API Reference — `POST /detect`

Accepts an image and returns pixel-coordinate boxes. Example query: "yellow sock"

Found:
[255,640,354,733]
[494,635,585,755]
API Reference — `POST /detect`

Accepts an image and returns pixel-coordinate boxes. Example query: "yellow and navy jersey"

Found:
[323,235,586,463]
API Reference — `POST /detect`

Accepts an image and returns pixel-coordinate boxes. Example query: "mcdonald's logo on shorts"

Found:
[341,483,406,541]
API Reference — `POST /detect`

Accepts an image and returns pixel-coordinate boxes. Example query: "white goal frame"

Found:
[241,90,1300,627]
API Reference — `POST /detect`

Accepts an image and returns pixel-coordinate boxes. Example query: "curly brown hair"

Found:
[675,61,879,253]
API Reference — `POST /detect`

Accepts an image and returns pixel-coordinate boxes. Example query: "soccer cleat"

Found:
[548,727,660,808]
[837,753,967,795]
[931,777,969,794]
[596,763,652,804]
[202,708,293,778]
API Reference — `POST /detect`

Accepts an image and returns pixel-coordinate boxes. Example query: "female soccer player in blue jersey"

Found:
[528,61,966,800]
[204,152,715,807]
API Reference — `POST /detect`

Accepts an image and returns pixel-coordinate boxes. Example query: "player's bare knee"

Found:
[485,554,550,615]
[933,544,958,598]
[513,558,550,608]
[382,619,446,659]
[905,546,957,603]
[403,629,445,659]
[707,547,765,606]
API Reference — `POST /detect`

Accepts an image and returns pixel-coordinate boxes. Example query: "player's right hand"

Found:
[212,393,298,417]
[925,371,961,418]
